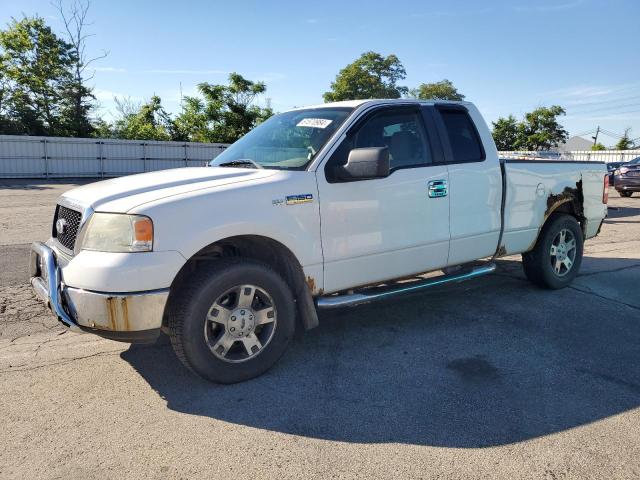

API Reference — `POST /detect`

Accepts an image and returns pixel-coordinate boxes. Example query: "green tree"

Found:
[55,0,106,137]
[491,106,569,151]
[0,16,73,135]
[517,105,568,151]
[410,79,465,101]
[174,72,273,143]
[615,128,633,150]
[323,51,407,102]
[591,143,606,151]
[111,95,173,141]
[491,115,519,150]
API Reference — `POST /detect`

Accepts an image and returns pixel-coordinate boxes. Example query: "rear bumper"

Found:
[30,242,167,343]
[614,175,640,191]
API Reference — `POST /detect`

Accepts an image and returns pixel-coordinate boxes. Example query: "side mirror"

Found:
[333,147,390,181]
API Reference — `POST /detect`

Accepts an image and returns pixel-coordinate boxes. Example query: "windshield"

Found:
[630,157,640,165]
[210,107,353,170]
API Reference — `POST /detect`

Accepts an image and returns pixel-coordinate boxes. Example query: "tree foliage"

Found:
[323,51,407,102]
[615,128,634,150]
[520,106,569,150]
[410,79,465,101]
[174,73,273,143]
[55,0,107,137]
[491,115,519,150]
[106,96,174,141]
[99,73,274,143]
[0,3,103,137]
[591,142,606,151]
[0,16,73,135]
[492,106,568,151]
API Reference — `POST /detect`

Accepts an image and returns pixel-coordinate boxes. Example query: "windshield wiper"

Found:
[217,159,263,169]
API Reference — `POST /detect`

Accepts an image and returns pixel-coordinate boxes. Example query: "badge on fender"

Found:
[285,194,313,205]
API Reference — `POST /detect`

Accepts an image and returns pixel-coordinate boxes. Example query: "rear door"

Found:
[316,105,450,294]
[428,104,502,266]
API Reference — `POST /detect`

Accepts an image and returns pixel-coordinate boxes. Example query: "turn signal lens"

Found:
[603,175,609,204]
[133,217,153,242]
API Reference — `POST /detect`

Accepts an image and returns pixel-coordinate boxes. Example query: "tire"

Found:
[166,258,296,383]
[522,214,584,289]
[619,191,633,198]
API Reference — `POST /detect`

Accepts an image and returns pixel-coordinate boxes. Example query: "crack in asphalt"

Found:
[577,263,640,277]
[0,349,123,374]
[569,285,640,312]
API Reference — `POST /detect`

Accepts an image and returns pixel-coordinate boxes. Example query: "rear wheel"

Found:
[167,258,296,383]
[619,191,633,198]
[522,214,584,289]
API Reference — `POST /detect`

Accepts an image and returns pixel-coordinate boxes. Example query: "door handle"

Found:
[428,180,448,198]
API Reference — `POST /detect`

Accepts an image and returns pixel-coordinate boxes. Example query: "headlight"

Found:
[619,167,629,175]
[81,213,153,253]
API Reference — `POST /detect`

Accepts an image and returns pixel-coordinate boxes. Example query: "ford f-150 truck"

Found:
[29,99,609,383]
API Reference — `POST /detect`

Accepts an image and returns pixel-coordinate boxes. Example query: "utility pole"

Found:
[592,126,600,147]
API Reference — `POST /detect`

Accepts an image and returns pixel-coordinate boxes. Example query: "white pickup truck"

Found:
[30,99,608,383]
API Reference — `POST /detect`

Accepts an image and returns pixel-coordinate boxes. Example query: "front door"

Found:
[316,106,451,294]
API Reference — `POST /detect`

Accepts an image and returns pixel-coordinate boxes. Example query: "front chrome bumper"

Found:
[29,241,169,342]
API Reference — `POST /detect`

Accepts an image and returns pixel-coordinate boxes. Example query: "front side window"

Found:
[353,110,431,169]
[438,109,484,162]
[210,107,353,170]
[326,108,431,180]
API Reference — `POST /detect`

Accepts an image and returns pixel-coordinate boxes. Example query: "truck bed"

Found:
[500,159,607,255]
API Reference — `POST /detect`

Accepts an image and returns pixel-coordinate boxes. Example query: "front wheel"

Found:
[522,214,584,289]
[166,258,296,383]
[618,190,633,198]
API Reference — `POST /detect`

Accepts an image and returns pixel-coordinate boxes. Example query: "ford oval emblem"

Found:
[55,218,68,236]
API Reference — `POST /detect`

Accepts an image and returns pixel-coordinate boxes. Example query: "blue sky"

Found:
[1,0,639,146]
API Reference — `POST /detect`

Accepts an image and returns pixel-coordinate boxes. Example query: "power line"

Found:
[600,128,625,138]
[573,128,596,135]
[568,102,640,115]
[587,108,640,117]
[566,94,640,110]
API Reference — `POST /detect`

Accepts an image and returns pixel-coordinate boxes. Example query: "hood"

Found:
[59,167,277,212]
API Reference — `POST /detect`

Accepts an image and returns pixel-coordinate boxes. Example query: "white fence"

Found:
[499,150,640,163]
[1,134,639,179]
[0,135,229,178]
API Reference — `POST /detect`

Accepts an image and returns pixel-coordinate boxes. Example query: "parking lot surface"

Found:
[1,180,639,479]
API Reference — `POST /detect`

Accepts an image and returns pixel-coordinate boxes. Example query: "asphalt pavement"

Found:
[1,180,639,479]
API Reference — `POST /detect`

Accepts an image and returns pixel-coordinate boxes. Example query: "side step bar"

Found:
[316,263,496,309]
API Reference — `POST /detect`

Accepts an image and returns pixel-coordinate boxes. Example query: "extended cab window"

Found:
[439,109,484,162]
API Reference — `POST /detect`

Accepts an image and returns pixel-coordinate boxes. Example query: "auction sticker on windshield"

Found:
[297,118,333,129]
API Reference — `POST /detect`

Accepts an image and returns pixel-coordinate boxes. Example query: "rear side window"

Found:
[439,109,484,162]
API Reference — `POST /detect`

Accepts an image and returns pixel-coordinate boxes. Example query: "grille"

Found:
[53,205,82,251]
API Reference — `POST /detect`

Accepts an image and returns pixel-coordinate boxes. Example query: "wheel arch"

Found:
[527,181,586,252]
[164,235,320,331]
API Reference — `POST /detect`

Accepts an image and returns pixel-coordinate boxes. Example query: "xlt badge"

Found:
[285,194,313,205]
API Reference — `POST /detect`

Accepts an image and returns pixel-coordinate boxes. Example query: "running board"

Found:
[316,263,496,309]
